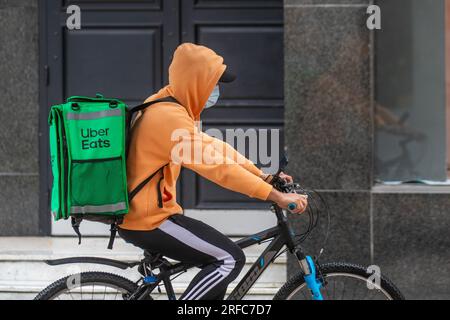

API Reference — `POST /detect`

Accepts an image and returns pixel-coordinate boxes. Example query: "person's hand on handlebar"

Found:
[267,189,308,214]
[278,172,293,184]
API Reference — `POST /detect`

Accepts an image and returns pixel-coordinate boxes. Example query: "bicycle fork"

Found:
[296,252,324,300]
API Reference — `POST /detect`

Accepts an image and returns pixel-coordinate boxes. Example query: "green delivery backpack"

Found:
[48,94,178,249]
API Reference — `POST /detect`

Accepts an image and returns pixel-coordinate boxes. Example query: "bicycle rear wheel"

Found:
[34,272,141,300]
[274,263,404,300]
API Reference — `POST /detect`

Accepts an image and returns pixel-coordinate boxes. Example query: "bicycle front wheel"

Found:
[34,272,140,300]
[274,263,405,300]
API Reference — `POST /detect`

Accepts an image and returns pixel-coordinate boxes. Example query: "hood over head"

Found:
[145,43,227,120]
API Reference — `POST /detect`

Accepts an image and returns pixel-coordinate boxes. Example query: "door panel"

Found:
[65,27,162,101]
[180,0,284,209]
[197,26,284,100]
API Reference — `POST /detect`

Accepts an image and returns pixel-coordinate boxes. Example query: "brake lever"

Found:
[271,175,287,192]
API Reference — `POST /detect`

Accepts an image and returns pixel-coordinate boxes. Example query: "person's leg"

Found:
[162,215,246,300]
[118,214,246,300]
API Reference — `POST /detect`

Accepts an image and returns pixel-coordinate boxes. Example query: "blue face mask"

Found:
[204,85,220,109]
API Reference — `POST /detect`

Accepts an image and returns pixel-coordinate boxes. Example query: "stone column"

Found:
[0,0,39,235]
[284,0,373,272]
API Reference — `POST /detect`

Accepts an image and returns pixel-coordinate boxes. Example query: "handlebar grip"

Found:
[288,203,297,211]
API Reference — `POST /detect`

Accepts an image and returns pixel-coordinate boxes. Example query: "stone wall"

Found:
[284,0,450,300]
[0,0,39,235]
[285,0,373,266]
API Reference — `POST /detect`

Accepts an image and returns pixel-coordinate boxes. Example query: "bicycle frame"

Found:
[130,204,323,300]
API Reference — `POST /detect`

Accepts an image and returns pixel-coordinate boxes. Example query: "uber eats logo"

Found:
[80,128,111,150]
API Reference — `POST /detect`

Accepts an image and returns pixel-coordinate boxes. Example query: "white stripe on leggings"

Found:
[181,271,219,300]
[158,219,236,300]
[192,274,225,300]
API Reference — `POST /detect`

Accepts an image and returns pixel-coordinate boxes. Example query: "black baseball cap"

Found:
[219,67,236,83]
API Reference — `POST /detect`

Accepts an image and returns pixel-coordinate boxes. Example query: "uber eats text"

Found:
[80,128,111,150]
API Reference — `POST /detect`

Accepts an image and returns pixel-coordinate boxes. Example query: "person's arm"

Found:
[167,112,272,200]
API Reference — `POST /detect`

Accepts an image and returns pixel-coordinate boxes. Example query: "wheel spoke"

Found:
[301,288,307,300]
[351,278,360,300]
[68,289,75,301]
[332,278,336,300]
[341,277,346,299]
[361,285,369,300]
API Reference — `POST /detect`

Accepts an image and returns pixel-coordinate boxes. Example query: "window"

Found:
[375,0,448,183]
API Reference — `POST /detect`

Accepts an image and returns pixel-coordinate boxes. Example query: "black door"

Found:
[180,0,284,208]
[39,0,283,227]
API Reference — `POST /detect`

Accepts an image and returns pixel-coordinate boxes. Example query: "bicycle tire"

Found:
[273,262,405,300]
[34,271,144,300]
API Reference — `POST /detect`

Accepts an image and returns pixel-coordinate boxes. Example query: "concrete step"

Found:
[0,237,286,300]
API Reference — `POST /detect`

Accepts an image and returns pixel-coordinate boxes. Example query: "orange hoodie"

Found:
[120,43,273,231]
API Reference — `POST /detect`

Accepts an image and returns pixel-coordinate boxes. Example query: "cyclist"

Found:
[118,43,308,300]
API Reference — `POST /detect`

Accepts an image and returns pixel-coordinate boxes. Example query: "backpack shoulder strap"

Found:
[128,165,166,203]
[128,96,180,115]
[126,97,180,203]
[126,96,181,158]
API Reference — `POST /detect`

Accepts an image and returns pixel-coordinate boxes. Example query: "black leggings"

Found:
[118,214,246,300]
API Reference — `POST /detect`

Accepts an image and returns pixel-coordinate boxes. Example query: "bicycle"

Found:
[35,158,404,300]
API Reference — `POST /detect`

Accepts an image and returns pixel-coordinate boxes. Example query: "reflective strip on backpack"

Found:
[66,109,122,120]
[70,202,127,214]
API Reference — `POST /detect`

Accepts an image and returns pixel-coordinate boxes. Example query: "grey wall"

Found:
[0,0,39,235]
[373,191,450,300]
[284,0,450,300]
